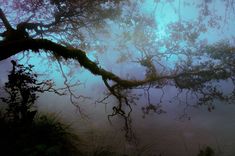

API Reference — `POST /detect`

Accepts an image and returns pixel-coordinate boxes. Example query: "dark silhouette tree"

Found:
[0,61,83,156]
[0,60,62,125]
[1,60,39,124]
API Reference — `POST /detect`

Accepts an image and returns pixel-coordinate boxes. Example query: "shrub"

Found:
[0,61,83,156]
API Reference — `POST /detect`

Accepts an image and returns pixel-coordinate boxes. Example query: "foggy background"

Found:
[1,0,235,155]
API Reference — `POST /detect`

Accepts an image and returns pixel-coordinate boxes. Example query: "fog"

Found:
[1,0,235,155]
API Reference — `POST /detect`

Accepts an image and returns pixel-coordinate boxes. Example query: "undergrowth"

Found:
[0,112,83,156]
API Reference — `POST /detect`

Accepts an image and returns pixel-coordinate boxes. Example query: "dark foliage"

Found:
[0,60,40,125]
[197,146,215,156]
[0,114,82,156]
[0,61,82,156]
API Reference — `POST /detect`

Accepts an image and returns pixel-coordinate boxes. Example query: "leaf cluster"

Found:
[0,60,41,124]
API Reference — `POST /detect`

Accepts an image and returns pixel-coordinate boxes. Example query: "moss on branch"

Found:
[0,38,149,88]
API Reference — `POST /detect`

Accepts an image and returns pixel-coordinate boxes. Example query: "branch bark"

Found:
[0,8,156,88]
[0,8,13,31]
[0,37,228,90]
[0,38,151,87]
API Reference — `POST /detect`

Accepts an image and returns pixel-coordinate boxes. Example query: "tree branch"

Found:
[0,38,151,87]
[0,37,230,90]
[0,8,13,31]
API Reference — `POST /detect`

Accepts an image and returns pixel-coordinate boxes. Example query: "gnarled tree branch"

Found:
[0,8,13,31]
